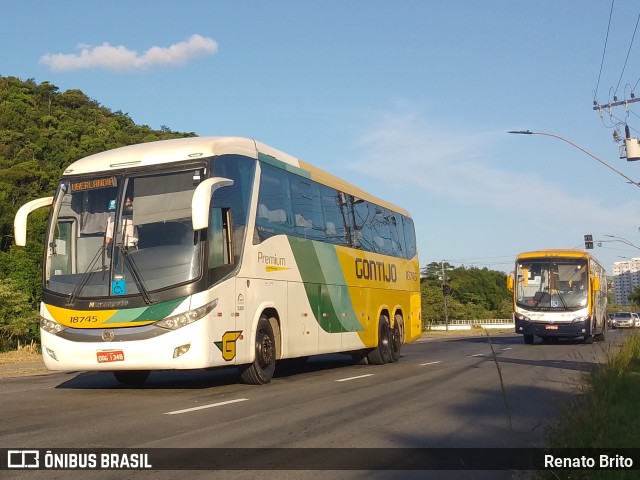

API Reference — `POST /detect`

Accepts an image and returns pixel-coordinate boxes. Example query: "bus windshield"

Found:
[45,168,202,299]
[515,258,588,311]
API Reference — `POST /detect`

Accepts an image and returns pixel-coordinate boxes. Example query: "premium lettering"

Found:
[257,252,286,266]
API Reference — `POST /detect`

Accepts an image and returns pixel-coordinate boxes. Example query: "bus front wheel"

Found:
[367,315,392,365]
[240,315,277,385]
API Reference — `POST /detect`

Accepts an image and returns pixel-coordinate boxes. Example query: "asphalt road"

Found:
[0,329,627,480]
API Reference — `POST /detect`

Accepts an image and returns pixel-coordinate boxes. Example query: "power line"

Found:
[595,0,616,98]
[615,8,640,96]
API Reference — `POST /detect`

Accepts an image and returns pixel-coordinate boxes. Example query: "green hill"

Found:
[0,76,195,349]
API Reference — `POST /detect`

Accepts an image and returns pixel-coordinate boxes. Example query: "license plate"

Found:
[544,325,559,330]
[97,350,125,363]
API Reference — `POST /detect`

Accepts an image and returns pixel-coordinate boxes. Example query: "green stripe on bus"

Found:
[104,297,186,324]
[258,152,311,178]
[289,237,362,332]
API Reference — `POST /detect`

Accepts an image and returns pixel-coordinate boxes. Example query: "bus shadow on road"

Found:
[53,353,364,389]
[55,366,245,390]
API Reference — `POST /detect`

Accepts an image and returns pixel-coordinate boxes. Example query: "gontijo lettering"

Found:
[355,258,397,283]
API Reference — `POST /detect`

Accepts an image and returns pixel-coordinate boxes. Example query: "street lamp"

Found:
[508,130,640,188]
[603,234,640,252]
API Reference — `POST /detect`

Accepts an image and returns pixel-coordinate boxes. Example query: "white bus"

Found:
[507,249,607,345]
[15,137,421,385]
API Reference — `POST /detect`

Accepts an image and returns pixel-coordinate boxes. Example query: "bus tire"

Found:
[389,314,404,363]
[523,334,534,345]
[367,314,392,365]
[240,314,276,385]
[113,370,150,386]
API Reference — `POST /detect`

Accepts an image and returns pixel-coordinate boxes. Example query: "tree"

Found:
[628,286,640,307]
[421,263,512,325]
[0,75,198,347]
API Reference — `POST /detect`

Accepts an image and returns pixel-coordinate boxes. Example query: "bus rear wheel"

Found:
[113,370,150,386]
[240,315,277,385]
[389,314,404,363]
[367,314,392,365]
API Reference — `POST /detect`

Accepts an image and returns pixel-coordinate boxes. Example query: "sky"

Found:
[4,0,640,274]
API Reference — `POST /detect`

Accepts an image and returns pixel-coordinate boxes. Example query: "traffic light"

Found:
[584,234,593,250]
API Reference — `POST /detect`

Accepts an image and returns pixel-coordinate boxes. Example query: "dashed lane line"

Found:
[335,374,375,382]
[164,398,249,415]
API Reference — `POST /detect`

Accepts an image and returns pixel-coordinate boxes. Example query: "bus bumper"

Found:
[515,318,591,339]
[39,319,224,372]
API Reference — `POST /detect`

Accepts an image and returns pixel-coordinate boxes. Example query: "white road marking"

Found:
[336,374,374,382]
[164,398,249,415]
[420,361,442,366]
[467,354,484,357]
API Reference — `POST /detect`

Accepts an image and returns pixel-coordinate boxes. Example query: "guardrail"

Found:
[425,319,514,331]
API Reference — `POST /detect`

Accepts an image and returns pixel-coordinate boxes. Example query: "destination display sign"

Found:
[70,177,116,192]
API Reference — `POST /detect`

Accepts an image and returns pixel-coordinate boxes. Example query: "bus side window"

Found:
[208,207,232,268]
[403,216,417,259]
[255,164,294,241]
[320,186,348,246]
[352,198,375,251]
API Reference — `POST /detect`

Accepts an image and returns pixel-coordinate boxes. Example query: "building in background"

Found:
[612,258,640,306]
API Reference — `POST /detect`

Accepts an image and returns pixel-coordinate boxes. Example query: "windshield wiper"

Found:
[118,246,157,305]
[555,291,569,310]
[66,245,109,307]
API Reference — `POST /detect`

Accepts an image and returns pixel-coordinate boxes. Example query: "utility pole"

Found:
[592,97,640,161]
[592,95,640,113]
[440,261,450,332]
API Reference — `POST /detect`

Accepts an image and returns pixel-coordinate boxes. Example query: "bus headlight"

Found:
[156,298,218,330]
[572,315,590,324]
[40,316,66,335]
[514,312,531,322]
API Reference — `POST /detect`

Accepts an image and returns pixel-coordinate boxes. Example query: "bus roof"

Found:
[62,136,411,218]
[515,249,602,264]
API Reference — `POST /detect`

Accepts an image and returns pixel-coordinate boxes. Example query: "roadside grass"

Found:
[0,340,40,364]
[539,332,640,479]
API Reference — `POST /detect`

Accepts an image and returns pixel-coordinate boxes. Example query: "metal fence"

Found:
[429,319,513,325]
[425,318,514,331]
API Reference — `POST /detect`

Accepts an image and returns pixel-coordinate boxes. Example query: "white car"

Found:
[612,312,635,328]
[633,313,640,328]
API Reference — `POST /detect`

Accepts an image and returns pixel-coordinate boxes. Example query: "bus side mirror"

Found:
[191,177,234,230]
[14,197,54,246]
[507,274,514,291]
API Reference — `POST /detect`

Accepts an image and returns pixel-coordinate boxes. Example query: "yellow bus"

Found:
[14,137,421,385]
[507,249,607,345]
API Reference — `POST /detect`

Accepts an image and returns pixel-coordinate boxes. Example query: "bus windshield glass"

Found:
[515,258,588,310]
[45,169,202,299]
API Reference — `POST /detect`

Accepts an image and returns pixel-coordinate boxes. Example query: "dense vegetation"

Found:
[540,333,640,479]
[0,76,513,351]
[0,76,194,350]
[421,261,512,327]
